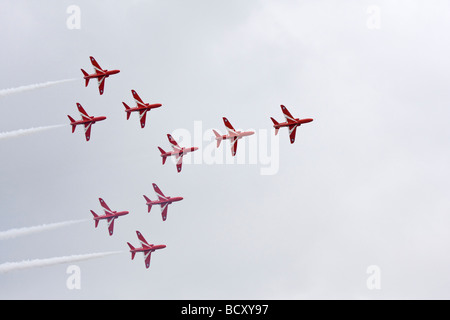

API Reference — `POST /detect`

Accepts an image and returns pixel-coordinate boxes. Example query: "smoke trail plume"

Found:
[0,124,67,141]
[0,220,88,240]
[0,78,77,97]
[0,251,123,274]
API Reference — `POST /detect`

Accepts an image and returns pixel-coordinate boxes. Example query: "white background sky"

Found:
[0,0,449,299]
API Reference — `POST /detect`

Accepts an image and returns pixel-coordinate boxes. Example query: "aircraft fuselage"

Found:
[93,210,129,221]
[71,116,107,127]
[131,244,166,254]
[84,69,120,79]
[273,118,313,129]
[162,147,199,158]
[126,103,162,113]
[146,197,183,206]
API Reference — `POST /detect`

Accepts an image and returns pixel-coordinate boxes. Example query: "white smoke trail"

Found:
[0,251,123,274]
[0,124,67,141]
[0,219,89,240]
[0,78,77,97]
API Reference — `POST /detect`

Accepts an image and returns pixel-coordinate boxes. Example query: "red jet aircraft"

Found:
[127,231,166,269]
[90,198,129,236]
[213,117,255,156]
[270,105,313,144]
[81,56,120,95]
[122,90,162,128]
[158,134,199,173]
[143,183,183,221]
[67,103,106,141]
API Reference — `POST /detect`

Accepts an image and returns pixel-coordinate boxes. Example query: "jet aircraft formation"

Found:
[74,56,313,269]
[90,184,176,268]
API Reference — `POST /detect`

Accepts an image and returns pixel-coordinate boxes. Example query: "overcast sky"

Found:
[0,0,450,299]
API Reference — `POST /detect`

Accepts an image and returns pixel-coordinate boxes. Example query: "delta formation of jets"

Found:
[75,56,314,269]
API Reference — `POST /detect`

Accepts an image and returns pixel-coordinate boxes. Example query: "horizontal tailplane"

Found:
[81,69,90,87]
[90,210,99,228]
[122,102,131,120]
[158,147,167,165]
[127,242,136,260]
[143,195,152,213]
[67,115,76,133]
[213,129,222,147]
[270,117,280,135]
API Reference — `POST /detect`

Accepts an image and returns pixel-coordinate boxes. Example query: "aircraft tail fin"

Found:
[90,210,99,228]
[143,195,152,213]
[127,242,136,260]
[67,115,76,132]
[270,117,280,135]
[122,102,131,120]
[81,69,90,87]
[158,147,167,165]
[212,130,222,147]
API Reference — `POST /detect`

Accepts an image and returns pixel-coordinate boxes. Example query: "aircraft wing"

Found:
[97,76,106,95]
[176,155,183,173]
[223,117,238,136]
[152,183,167,201]
[144,250,152,269]
[136,231,151,248]
[139,109,147,128]
[77,103,92,121]
[230,136,238,156]
[84,122,92,141]
[90,56,104,74]
[167,134,182,152]
[107,217,115,236]
[288,124,298,144]
[99,198,113,215]
[132,90,146,108]
[281,105,296,123]
[160,203,169,221]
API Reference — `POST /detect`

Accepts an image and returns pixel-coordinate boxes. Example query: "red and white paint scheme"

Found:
[143,183,183,221]
[81,56,120,95]
[270,105,313,144]
[90,198,129,236]
[158,134,199,173]
[212,117,255,156]
[122,90,162,128]
[67,103,106,141]
[127,231,166,269]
